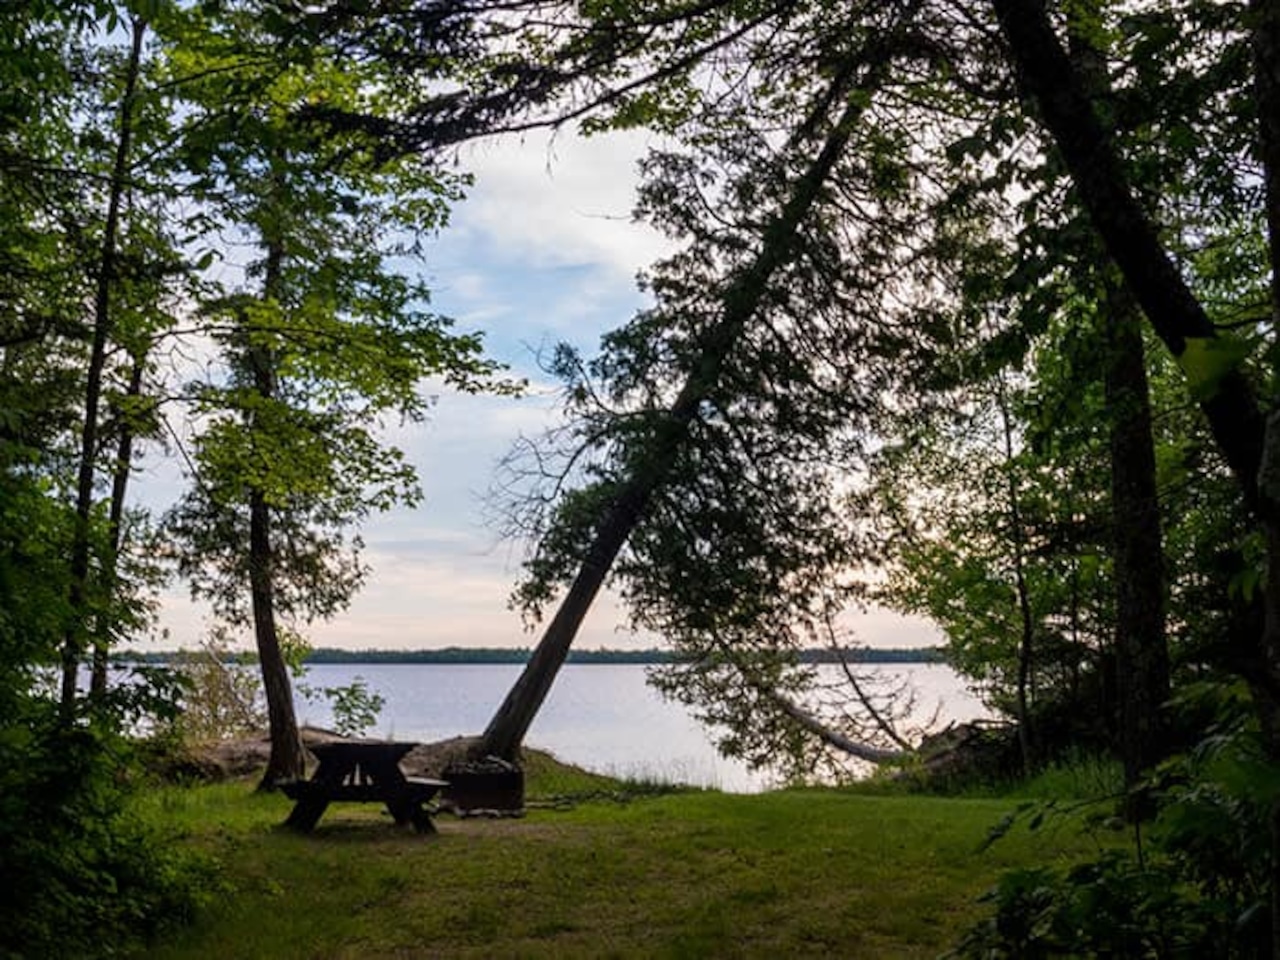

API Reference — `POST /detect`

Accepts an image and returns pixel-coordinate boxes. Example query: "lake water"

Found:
[294,662,991,792]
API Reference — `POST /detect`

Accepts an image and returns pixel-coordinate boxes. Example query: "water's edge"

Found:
[295,662,989,793]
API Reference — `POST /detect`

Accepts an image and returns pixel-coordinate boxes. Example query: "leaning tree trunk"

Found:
[744,630,913,766]
[61,17,146,716]
[477,33,909,761]
[479,485,652,760]
[770,695,908,766]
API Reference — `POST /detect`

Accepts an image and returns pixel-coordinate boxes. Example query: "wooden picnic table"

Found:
[281,741,448,833]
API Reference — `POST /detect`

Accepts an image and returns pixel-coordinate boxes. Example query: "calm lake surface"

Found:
[295,663,991,793]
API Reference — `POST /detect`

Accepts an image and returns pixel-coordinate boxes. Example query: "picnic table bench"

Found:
[281,741,448,833]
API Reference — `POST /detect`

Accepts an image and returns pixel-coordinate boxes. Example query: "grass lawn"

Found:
[139,760,1114,959]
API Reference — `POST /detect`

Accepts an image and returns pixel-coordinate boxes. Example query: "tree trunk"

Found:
[477,39,904,760]
[250,231,305,788]
[1259,415,1280,957]
[770,695,908,766]
[1012,556,1035,773]
[479,484,651,760]
[1249,0,1280,948]
[1103,279,1169,799]
[1060,5,1171,793]
[250,483,305,787]
[91,353,145,699]
[61,17,146,716]
[994,376,1036,773]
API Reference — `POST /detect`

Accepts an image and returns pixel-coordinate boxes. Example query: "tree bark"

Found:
[61,17,146,716]
[479,484,650,760]
[994,374,1036,773]
[1103,279,1170,797]
[1061,3,1171,798]
[477,38,904,760]
[250,232,305,788]
[1260,412,1280,955]
[250,482,304,787]
[91,353,146,698]
[1248,0,1280,948]
[770,695,908,765]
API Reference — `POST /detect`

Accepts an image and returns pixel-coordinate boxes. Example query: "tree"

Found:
[479,6,923,761]
[0,4,210,951]
[1103,277,1170,796]
[1064,2,1171,793]
[987,0,1280,945]
[162,2,509,785]
[2,1,190,718]
[60,14,147,715]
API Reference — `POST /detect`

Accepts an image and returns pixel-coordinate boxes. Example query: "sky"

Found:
[146,127,941,653]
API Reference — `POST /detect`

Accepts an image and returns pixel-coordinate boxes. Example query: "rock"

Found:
[916,720,1020,782]
[182,729,502,783]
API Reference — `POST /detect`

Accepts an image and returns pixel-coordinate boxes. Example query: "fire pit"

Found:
[440,756,524,816]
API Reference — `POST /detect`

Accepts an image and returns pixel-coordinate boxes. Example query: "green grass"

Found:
[1009,752,1125,801]
[856,751,1127,804]
[137,759,1114,959]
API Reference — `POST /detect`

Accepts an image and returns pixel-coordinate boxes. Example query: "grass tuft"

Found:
[1007,751,1125,801]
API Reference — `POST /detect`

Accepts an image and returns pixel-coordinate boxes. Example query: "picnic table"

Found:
[281,741,448,833]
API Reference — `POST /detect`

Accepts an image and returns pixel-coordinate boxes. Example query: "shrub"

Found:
[0,701,218,958]
[951,682,1273,959]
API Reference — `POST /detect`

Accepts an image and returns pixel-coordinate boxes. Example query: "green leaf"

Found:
[126,0,164,22]
[1177,336,1253,401]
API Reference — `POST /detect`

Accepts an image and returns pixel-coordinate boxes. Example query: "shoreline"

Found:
[113,645,946,667]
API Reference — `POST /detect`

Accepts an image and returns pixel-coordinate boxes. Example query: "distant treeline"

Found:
[116,646,944,666]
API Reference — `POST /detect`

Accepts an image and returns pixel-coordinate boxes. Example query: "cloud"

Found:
[418,128,676,372]
[846,608,942,649]
[445,129,674,280]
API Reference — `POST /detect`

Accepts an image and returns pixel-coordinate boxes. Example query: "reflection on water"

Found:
[295,662,991,793]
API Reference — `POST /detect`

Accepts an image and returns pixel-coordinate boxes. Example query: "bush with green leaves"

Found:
[317,676,386,738]
[166,629,387,742]
[0,701,218,958]
[281,631,388,739]
[0,462,214,956]
[167,634,267,742]
[952,683,1272,958]
[949,853,1260,958]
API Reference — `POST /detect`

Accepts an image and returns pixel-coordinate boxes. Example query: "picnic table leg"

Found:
[285,796,328,832]
[409,804,436,834]
[385,796,436,833]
